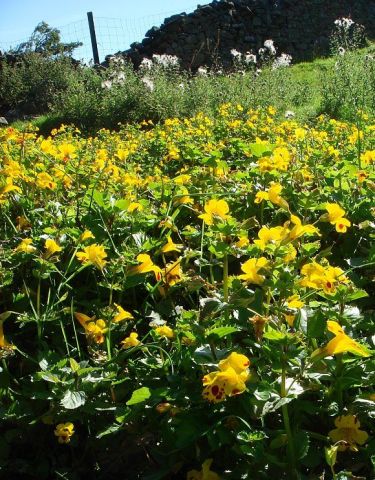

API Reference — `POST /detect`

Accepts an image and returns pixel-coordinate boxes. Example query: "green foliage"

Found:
[0,53,79,114]
[10,21,82,57]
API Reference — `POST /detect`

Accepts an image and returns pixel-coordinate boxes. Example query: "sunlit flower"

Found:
[113,303,133,322]
[121,332,141,348]
[36,172,57,190]
[161,236,183,253]
[299,261,348,294]
[74,312,108,344]
[155,325,174,339]
[238,257,269,285]
[129,254,161,277]
[76,244,107,270]
[202,352,250,403]
[324,203,351,233]
[44,239,62,259]
[329,415,368,451]
[80,230,95,241]
[15,238,37,254]
[54,423,75,444]
[312,320,370,360]
[198,199,230,225]
[287,294,304,309]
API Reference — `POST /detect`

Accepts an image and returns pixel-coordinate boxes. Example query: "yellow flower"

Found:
[0,177,21,203]
[76,244,107,270]
[15,238,37,254]
[202,352,250,403]
[127,202,144,213]
[287,215,320,241]
[57,143,76,161]
[324,204,351,233]
[155,325,174,339]
[328,415,368,451]
[284,313,296,327]
[36,172,57,190]
[218,352,250,373]
[187,458,220,480]
[121,332,141,348]
[113,303,133,322]
[254,183,288,209]
[0,320,15,353]
[312,320,371,360]
[198,199,230,225]
[44,239,62,259]
[80,230,95,241]
[129,254,161,277]
[299,262,348,295]
[287,294,304,309]
[74,312,108,344]
[54,422,75,444]
[254,226,287,250]
[161,236,183,253]
[159,259,183,288]
[235,236,250,248]
[360,150,375,166]
[238,257,269,285]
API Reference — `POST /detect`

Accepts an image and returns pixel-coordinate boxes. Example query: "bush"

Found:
[0,53,78,115]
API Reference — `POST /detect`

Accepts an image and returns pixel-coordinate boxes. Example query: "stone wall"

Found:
[118,0,375,70]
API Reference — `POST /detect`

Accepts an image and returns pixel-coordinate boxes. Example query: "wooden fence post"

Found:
[87,11,100,64]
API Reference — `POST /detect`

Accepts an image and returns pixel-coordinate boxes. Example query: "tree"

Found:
[11,22,82,57]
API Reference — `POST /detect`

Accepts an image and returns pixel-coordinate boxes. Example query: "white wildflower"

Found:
[230,49,242,60]
[244,53,257,64]
[272,53,292,69]
[264,39,276,56]
[152,54,179,68]
[141,76,154,92]
[284,110,295,119]
[197,66,208,76]
[140,58,153,70]
[101,80,113,89]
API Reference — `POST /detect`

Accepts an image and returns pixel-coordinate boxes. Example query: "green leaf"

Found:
[69,358,80,373]
[263,327,287,342]
[61,390,86,409]
[294,431,310,459]
[325,445,338,468]
[248,143,274,157]
[206,326,240,338]
[126,387,151,406]
[346,289,369,302]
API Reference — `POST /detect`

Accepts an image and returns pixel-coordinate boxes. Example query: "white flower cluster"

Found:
[230,49,257,66]
[334,17,355,30]
[263,39,276,56]
[101,56,128,89]
[272,53,292,69]
[152,54,179,68]
[230,48,242,60]
[141,76,154,92]
[139,54,180,71]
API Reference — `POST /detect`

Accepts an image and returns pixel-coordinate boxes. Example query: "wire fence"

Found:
[0,5,198,63]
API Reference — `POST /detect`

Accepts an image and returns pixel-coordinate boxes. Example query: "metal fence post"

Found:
[87,11,100,64]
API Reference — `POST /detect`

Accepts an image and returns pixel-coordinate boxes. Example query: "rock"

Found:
[0,117,8,125]
[114,0,375,71]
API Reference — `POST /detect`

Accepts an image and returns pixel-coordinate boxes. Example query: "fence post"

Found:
[87,11,100,64]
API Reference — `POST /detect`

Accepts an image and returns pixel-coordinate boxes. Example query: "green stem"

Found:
[223,253,229,304]
[281,356,297,478]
